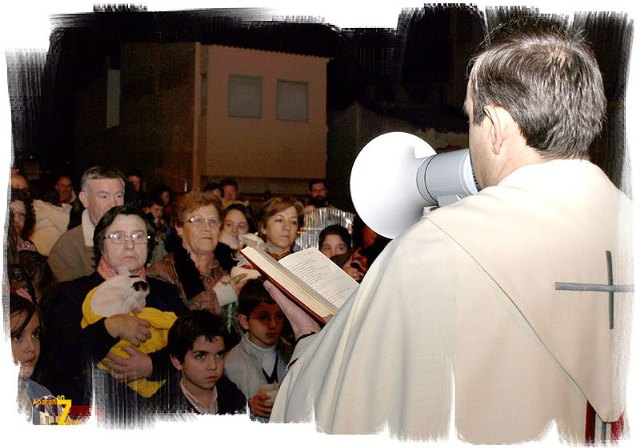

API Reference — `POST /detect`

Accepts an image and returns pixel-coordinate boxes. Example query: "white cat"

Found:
[90,267,150,317]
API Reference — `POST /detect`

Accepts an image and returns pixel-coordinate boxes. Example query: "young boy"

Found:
[163,310,246,415]
[224,279,292,421]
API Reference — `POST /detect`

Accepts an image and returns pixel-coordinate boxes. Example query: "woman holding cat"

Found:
[39,205,187,426]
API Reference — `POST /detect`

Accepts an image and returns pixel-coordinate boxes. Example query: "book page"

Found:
[279,248,359,309]
[239,246,337,321]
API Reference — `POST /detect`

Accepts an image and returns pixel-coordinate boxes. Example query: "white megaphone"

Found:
[350,132,479,239]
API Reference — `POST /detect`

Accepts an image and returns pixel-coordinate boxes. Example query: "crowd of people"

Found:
[4,17,633,444]
[6,166,384,426]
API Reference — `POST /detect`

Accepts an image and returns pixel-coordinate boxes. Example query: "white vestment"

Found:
[270,159,633,444]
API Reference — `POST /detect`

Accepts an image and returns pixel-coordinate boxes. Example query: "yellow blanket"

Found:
[81,286,177,398]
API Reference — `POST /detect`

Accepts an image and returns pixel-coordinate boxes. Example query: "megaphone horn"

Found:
[350,132,478,239]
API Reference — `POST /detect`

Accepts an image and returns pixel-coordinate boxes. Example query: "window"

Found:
[277,80,308,122]
[228,74,262,118]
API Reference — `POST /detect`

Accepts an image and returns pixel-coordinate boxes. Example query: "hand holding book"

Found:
[239,246,359,324]
[263,281,321,340]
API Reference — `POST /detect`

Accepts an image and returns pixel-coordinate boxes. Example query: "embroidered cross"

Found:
[555,251,633,330]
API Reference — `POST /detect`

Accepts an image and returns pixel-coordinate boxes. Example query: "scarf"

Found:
[97,258,146,280]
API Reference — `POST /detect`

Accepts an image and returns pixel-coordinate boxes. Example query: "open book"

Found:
[239,246,359,324]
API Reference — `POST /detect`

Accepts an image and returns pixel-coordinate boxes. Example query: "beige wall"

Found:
[199,45,329,181]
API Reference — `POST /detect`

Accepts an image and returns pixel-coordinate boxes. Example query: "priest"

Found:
[266,18,633,444]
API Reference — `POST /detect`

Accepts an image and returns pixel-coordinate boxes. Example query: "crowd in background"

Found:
[5,166,389,426]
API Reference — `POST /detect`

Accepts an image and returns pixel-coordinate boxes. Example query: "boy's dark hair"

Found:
[140,192,164,209]
[168,310,229,363]
[202,182,222,194]
[219,178,238,189]
[238,279,276,317]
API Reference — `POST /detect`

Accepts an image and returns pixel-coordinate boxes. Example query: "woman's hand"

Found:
[210,272,249,307]
[229,272,249,296]
[102,346,153,382]
[104,314,151,347]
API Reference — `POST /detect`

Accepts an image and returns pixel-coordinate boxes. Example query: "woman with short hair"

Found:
[147,189,249,314]
[256,196,303,260]
[40,204,188,426]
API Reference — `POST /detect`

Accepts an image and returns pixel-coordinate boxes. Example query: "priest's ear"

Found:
[484,105,517,155]
[238,314,250,332]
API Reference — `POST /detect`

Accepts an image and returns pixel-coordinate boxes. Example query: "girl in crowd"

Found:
[10,188,37,252]
[216,202,255,272]
[318,224,351,259]
[10,293,58,424]
[319,224,365,282]
[7,209,54,304]
[218,202,254,251]
[257,196,303,260]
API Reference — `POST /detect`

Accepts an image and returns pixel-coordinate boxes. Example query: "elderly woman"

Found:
[39,205,187,425]
[147,189,248,315]
[257,196,303,260]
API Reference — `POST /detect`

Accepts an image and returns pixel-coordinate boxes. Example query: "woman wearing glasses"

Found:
[148,189,249,316]
[39,204,188,426]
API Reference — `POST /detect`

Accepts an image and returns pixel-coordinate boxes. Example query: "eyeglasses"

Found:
[105,231,150,245]
[187,216,221,227]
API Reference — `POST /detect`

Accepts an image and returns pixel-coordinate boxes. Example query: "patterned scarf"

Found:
[96,258,146,280]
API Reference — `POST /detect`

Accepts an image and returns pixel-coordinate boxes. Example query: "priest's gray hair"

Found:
[468,18,606,159]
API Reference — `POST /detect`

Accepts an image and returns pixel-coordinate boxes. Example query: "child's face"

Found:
[10,311,41,379]
[171,336,225,396]
[320,234,348,259]
[240,303,285,349]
